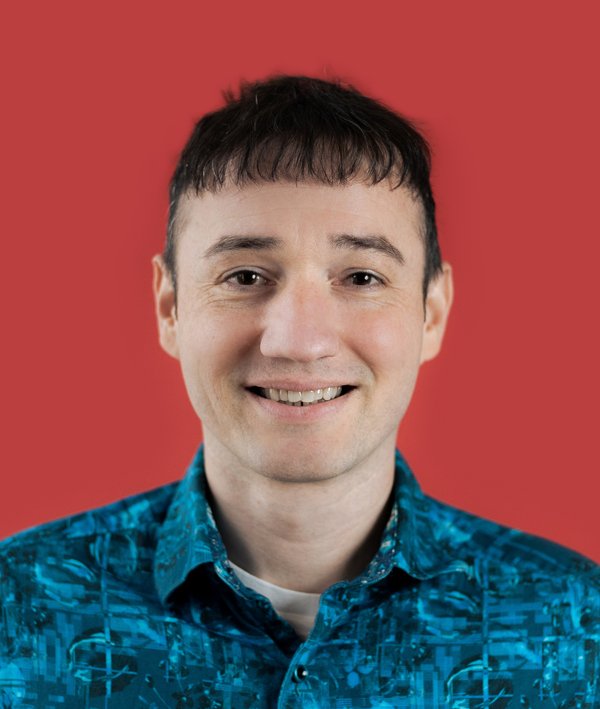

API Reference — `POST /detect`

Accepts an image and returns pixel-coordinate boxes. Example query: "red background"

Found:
[1,2,598,561]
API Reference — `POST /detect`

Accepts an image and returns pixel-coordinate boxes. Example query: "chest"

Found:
[1,580,593,708]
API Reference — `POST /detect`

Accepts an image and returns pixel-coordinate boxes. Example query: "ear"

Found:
[420,262,454,363]
[152,255,180,360]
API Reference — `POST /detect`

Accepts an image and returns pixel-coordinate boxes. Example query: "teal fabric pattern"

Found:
[0,445,598,708]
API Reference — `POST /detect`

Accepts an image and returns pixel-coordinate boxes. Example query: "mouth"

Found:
[247,385,356,407]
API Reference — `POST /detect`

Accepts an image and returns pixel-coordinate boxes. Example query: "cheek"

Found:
[177,310,256,393]
[349,308,424,379]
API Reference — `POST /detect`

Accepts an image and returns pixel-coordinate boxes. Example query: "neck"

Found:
[202,438,396,594]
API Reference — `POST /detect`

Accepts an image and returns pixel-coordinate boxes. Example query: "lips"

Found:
[247,385,355,407]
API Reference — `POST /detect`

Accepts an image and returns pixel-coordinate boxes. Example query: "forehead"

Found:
[175,180,424,254]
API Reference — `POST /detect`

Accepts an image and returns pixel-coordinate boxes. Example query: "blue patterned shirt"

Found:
[0,446,598,708]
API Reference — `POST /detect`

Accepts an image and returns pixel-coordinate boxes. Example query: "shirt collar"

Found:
[154,445,460,605]
[372,449,463,582]
[154,445,224,604]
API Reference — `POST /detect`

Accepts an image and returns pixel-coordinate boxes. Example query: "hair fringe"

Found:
[165,75,442,302]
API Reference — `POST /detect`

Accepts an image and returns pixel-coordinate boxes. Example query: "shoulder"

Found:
[0,481,178,598]
[0,483,181,705]
[426,494,599,597]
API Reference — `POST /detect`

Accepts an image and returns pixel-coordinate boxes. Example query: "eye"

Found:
[225,270,269,287]
[346,271,384,287]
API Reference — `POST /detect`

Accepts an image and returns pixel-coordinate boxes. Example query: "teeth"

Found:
[260,386,345,405]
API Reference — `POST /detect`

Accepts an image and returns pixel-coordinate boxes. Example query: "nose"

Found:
[259,280,340,362]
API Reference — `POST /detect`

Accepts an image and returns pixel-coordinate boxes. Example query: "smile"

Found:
[248,386,354,406]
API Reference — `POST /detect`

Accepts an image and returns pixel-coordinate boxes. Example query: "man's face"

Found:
[153,180,452,482]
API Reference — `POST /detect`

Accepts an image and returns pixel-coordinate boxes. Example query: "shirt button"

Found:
[292,665,308,683]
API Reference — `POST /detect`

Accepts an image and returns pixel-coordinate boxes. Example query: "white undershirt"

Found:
[228,560,321,640]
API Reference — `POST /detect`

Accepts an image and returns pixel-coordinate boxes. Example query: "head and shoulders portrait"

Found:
[1,8,598,706]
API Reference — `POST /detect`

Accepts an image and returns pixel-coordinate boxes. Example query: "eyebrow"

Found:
[203,233,405,265]
[330,233,405,266]
[203,235,281,259]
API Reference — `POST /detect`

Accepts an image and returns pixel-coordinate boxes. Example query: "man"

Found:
[0,75,597,708]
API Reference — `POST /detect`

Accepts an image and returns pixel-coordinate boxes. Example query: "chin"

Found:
[251,449,346,485]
